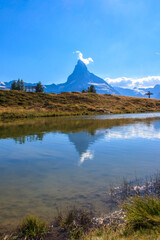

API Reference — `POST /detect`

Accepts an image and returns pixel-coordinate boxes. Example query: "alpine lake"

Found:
[1,112,160,230]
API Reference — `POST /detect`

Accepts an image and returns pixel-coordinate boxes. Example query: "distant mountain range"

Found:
[0,60,118,95]
[115,85,160,99]
[1,60,160,99]
[114,87,145,98]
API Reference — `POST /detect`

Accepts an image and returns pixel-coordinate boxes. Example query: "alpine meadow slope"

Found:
[1,90,160,120]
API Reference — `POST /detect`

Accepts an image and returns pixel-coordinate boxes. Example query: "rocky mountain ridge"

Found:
[1,60,160,98]
[0,60,118,95]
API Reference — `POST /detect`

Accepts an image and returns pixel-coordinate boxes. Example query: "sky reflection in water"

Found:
[0,113,160,228]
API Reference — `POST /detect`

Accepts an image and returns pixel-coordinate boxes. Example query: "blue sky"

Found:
[1,0,160,87]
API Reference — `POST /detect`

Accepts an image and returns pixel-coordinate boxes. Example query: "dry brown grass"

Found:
[84,230,160,240]
[1,90,160,120]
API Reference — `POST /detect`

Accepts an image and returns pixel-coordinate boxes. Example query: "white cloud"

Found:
[104,123,160,141]
[79,150,94,165]
[105,76,160,89]
[75,51,93,65]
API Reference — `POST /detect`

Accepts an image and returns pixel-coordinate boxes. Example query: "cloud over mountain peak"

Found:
[75,51,93,65]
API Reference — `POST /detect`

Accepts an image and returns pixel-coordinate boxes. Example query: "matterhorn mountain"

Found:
[0,60,118,94]
[45,60,118,94]
[2,60,160,98]
[3,60,160,98]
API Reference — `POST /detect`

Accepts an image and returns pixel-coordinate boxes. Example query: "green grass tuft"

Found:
[55,208,92,239]
[123,196,160,232]
[18,216,47,240]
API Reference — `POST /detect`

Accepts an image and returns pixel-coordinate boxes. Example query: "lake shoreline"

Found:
[1,109,160,239]
[1,173,160,239]
[1,90,160,120]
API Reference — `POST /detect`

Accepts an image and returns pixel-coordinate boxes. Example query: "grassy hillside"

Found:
[1,90,160,120]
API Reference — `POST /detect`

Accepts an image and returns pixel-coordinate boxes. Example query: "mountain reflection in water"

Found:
[0,113,160,229]
[1,115,160,165]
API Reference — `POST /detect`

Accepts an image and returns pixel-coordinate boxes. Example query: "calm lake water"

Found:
[0,112,160,229]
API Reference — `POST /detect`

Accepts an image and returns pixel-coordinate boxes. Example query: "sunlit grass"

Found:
[123,196,160,232]
[84,229,160,240]
[1,90,160,120]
